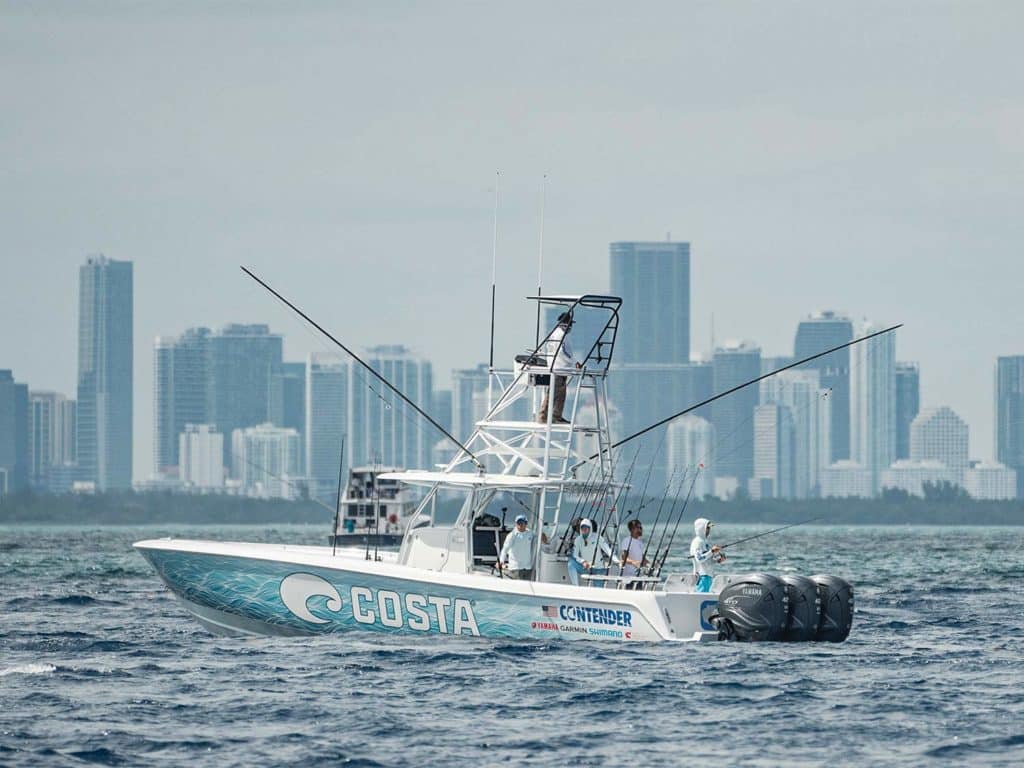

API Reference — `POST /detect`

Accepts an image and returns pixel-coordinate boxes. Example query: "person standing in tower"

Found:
[538,312,582,424]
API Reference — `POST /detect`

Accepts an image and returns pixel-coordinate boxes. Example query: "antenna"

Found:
[489,171,499,370]
[534,174,547,347]
[331,434,346,557]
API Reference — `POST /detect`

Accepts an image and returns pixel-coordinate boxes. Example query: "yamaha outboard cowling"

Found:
[713,573,788,642]
[812,574,854,642]
[779,574,821,642]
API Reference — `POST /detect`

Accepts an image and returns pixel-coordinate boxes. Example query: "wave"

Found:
[0,663,56,677]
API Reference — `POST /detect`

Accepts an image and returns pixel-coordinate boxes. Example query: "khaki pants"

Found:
[537,376,567,422]
[504,568,534,580]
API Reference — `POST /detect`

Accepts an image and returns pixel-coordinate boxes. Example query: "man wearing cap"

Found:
[497,514,548,580]
[568,518,617,586]
[538,312,582,424]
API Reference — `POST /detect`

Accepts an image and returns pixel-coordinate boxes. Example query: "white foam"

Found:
[0,663,57,677]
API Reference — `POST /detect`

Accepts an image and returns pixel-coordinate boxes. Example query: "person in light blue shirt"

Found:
[568,518,617,586]
[498,514,547,580]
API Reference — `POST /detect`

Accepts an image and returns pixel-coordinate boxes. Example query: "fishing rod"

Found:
[717,516,824,552]
[591,448,632,572]
[571,323,903,472]
[605,447,642,572]
[557,456,603,553]
[644,467,690,579]
[241,266,484,472]
[534,174,547,347]
[637,465,685,582]
[331,435,346,556]
[632,437,665,517]
[653,466,702,579]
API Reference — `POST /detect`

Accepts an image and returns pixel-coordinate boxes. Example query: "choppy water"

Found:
[1,524,1023,766]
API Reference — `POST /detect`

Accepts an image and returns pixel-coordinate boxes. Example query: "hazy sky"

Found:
[2,2,1022,480]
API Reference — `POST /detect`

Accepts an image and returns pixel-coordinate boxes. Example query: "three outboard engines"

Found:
[712,573,853,643]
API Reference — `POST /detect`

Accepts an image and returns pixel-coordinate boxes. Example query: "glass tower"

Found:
[894,362,920,460]
[794,311,853,462]
[996,356,1024,498]
[77,255,133,490]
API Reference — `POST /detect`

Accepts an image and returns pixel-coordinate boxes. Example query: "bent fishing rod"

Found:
[241,266,484,472]
[684,515,824,559]
[571,322,903,473]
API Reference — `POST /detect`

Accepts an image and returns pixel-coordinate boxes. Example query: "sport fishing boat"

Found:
[328,466,419,548]
[136,276,870,643]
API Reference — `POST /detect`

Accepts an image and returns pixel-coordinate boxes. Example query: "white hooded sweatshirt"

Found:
[689,517,716,577]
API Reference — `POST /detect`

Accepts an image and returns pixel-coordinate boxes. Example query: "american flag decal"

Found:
[541,605,559,618]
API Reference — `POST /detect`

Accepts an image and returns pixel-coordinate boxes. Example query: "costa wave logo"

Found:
[279,573,344,624]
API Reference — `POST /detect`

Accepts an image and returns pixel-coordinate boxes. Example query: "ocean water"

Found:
[1,523,1023,767]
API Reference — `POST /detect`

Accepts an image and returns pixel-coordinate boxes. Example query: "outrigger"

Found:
[135,275,892,642]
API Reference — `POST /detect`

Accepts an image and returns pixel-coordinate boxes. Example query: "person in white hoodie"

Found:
[690,517,725,593]
[568,518,617,586]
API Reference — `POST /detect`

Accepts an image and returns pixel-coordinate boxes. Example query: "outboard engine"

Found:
[812,574,854,642]
[713,573,789,642]
[779,574,821,642]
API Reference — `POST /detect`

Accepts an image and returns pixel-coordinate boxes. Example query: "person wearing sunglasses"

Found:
[619,518,648,590]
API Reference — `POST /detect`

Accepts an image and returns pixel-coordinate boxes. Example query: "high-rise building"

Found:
[996,356,1024,498]
[794,311,853,462]
[850,320,895,495]
[209,324,283,466]
[0,370,30,495]
[711,342,761,488]
[751,404,795,499]
[760,371,829,498]
[232,423,302,499]
[77,255,133,490]
[432,389,453,435]
[28,391,76,491]
[665,415,716,499]
[306,355,348,503]
[179,424,224,489]
[910,406,969,483]
[894,362,920,460]
[610,241,690,364]
[270,361,306,435]
[349,345,433,474]
[153,327,211,476]
[451,364,490,443]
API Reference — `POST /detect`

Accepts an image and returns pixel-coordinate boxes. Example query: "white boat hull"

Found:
[135,538,720,643]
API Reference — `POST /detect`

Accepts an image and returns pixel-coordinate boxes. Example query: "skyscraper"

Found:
[996,356,1024,498]
[306,355,348,503]
[894,362,920,460]
[711,342,761,488]
[665,415,716,499]
[209,324,283,466]
[794,311,853,463]
[850,319,895,495]
[348,345,433,473]
[0,370,29,495]
[760,370,831,498]
[451,364,490,443]
[751,404,795,499]
[153,327,211,476]
[910,406,969,483]
[28,391,76,491]
[610,241,690,364]
[270,361,306,435]
[77,255,133,490]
